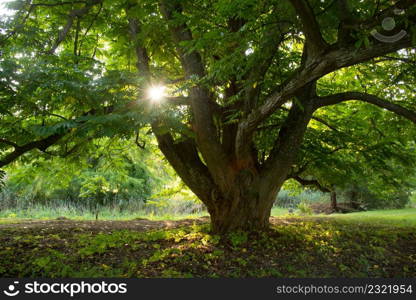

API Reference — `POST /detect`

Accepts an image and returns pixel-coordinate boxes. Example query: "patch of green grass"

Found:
[0,218,26,224]
[3,205,414,227]
[270,208,416,227]
[270,207,289,216]
[321,208,416,227]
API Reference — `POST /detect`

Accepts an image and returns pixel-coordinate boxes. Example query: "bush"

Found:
[406,192,416,208]
[296,201,313,215]
[275,189,326,209]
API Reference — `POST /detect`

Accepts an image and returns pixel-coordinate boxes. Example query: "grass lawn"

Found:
[322,208,416,227]
[272,207,416,227]
[0,208,415,278]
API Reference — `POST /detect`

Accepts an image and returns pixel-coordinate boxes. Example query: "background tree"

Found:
[1,0,416,232]
[2,138,156,213]
[289,97,416,211]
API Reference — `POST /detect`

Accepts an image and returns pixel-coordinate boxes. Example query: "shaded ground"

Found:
[0,216,210,231]
[0,215,415,278]
[0,216,321,231]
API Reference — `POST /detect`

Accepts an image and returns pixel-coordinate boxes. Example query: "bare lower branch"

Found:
[153,130,217,208]
[289,175,330,193]
[315,91,416,123]
[0,134,63,168]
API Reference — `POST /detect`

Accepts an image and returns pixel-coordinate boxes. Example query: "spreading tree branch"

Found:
[235,34,414,152]
[289,0,328,57]
[159,0,232,187]
[0,133,63,168]
[315,91,416,124]
[127,12,219,206]
[289,175,331,193]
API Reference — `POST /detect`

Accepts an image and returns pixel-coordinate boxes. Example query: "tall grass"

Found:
[0,205,208,221]
[0,189,207,221]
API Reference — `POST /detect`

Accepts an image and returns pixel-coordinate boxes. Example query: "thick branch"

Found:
[159,0,232,190]
[315,91,416,123]
[290,175,330,193]
[259,97,314,197]
[236,34,413,150]
[289,0,328,56]
[159,1,206,79]
[126,12,221,208]
[154,131,217,209]
[0,133,63,168]
[128,18,151,79]
[236,1,415,147]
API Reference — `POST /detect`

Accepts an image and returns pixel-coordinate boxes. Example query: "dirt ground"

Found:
[0,217,211,232]
[0,216,304,232]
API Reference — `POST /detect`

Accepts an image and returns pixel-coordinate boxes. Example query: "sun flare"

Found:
[147,85,166,102]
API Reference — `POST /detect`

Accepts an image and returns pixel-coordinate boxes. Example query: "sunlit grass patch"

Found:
[320,208,416,227]
[0,218,26,224]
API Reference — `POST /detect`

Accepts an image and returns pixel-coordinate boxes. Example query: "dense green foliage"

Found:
[0,135,207,217]
[5,141,152,205]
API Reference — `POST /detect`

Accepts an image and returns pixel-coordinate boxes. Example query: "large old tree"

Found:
[1,0,416,232]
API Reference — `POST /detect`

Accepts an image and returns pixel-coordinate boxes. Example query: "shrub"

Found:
[296,201,313,215]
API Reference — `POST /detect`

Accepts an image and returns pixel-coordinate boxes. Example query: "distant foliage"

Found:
[1,139,157,212]
[0,137,204,216]
[337,186,411,210]
[275,189,326,208]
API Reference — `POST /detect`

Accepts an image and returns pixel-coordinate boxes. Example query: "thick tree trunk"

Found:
[153,82,314,233]
[209,200,272,233]
[207,180,279,233]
